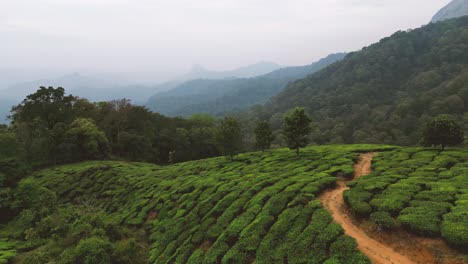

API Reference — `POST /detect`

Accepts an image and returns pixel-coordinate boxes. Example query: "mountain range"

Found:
[146,53,346,117]
[0,61,283,123]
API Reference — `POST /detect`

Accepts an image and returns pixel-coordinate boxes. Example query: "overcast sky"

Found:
[1,0,451,78]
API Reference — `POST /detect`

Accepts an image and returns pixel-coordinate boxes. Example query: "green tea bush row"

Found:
[346,148,467,248]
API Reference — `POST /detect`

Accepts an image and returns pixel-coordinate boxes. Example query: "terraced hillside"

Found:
[1,145,467,263]
[345,148,468,249]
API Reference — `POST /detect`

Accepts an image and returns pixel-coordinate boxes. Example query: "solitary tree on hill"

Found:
[283,107,312,156]
[255,120,274,152]
[215,117,242,161]
[422,114,464,150]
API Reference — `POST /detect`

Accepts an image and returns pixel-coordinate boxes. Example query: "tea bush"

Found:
[346,148,468,248]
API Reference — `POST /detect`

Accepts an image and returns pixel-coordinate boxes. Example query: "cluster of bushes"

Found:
[7,145,387,263]
[345,148,467,249]
[1,177,147,263]
[0,239,16,264]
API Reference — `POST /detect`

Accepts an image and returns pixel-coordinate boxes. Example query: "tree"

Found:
[66,118,110,161]
[254,120,274,151]
[422,114,464,150]
[0,127,16,159]
[11,86,77,130]
[215,117,242,161]
[282,108,312,155]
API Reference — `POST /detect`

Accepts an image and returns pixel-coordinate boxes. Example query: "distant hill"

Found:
[179,61,282,81]
[0,73,160,104]
[146,53,346,117]
[248,16,468,145]
[431,0,468,22]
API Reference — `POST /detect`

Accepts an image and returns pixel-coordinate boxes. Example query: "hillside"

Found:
[179,61,283,81]
[0,99,14,124]
[1,145,467,263]
[431,0,468,23]
[146,53,346,117]
[250,17,468,145]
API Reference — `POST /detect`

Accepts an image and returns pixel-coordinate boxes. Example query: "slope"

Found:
[3,144,395,263]
[146,53,346,117]
[2,145,467,263]
[431,0,468,23]
[254,16,468,145]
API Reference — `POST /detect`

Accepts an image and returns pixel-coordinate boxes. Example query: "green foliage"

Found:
[8,87,224,165]
[282,107,312,155]
[423,114,464,149]
[3,145,395,263]
[370,211,395,230]
[246,17,468,145]
[0,128,16,159]
[69,236,113,264]
[254,120,274,151]
[11,86,77,130]
[346,148,468,247]
[66,118,110,160]
[0,240,16,264]
[215,117,242,161]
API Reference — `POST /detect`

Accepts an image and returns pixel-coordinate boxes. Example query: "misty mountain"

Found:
[178,61,282,81]
[146,53,346,117]
[0,73,161,103]
[431,0,468,23]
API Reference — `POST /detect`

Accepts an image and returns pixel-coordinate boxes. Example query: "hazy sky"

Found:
[1,0,450,77]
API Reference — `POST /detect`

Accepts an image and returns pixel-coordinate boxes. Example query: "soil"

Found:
[318,153,464,264]
[320,153,418,264]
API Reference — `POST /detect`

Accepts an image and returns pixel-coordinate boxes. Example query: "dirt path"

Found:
[320,153,416,264]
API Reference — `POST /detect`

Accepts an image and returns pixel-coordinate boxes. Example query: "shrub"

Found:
[397,207,442,236]
[70,237,112,264]
[370,211,395,230]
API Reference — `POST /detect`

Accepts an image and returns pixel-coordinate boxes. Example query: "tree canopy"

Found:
[282,108,312,155]
[422,114,464,149]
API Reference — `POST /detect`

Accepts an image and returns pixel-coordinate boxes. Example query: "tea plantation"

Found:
[1,144,466,263]
[345,148,468,249]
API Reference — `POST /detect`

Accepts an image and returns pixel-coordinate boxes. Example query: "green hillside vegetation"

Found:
[345,148,468,249]
[1,144,401,263]
[243,16,468,146]
[146,53,346,117]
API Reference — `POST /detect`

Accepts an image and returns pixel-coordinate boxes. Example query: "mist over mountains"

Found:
[0,61,283,123]
[146,53,346,117]
[431,0,468,22]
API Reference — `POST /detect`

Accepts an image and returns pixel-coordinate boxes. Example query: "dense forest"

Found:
[240,16,468,146]
[146,53,346,117]
[0,87,225,166]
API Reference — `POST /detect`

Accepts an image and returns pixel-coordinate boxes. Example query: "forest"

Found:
[239,16,468,146]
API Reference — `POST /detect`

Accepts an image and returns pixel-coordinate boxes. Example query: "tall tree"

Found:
[254,120,274,152]
[422,114,464,150]
[282,108,312,155]
[11,86,77,130]
[215,117,242,161]
[66,118,110,160]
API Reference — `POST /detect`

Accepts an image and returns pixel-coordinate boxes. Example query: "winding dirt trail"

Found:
[320,153,415,264]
